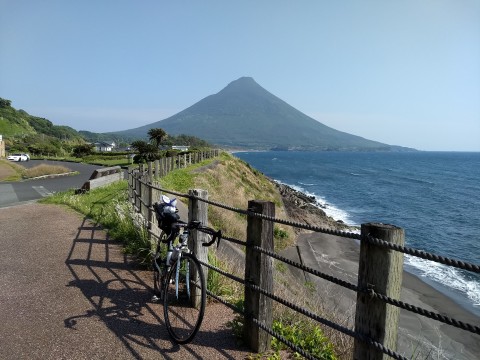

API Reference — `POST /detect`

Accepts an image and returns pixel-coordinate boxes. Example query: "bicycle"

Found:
[151,195,221,344]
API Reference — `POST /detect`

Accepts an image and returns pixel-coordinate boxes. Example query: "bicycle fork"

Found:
[174,253,190,299]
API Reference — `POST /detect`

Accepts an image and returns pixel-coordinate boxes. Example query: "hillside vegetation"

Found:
[159,152,296,249]
[0,97,85,156]
[0,97,215,159]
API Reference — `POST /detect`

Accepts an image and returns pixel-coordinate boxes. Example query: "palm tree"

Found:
[131,140,158,163]
[148,128,167,149]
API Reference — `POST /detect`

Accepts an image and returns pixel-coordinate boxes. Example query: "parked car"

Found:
[7,153,29,162]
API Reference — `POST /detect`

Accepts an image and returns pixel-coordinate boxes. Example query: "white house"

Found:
[172,145,189,152]
[94,141,116,152]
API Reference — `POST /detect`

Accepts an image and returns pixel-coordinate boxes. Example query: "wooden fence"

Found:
[127,158,480,360]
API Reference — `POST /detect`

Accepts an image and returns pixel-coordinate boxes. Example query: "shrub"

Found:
[271,320,337,359]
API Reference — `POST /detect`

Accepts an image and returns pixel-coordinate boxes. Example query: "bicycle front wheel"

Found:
[164,252,206,344]
[153,231,168,297]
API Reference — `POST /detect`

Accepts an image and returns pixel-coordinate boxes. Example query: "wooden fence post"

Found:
[139,164,146,218]
[146,165,153,232]
[188,189,209,306]
[354,223,405,360]
[154,159,159,178]
[135,165,142,211]
[148,161,153,181]
[244,200,274,353]
[128,167,134,205]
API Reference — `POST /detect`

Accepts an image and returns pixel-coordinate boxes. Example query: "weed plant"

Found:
[23,164,73,178]
[40,180,150,262]
[0,160,73,180]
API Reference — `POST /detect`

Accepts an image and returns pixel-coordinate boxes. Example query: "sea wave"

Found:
[286,183,358,226]
[405,255,480,307]
[285,182,480,309]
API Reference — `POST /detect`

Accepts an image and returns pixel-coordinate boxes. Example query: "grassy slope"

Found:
[159,152,295,249]
[0,106,37,136]
[159,153,340,358]
[0,102,84,146]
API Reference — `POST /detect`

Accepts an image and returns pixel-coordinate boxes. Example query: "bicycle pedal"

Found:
[151,295,161,303]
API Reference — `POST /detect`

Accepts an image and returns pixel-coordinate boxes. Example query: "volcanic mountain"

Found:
[111,77,398,151]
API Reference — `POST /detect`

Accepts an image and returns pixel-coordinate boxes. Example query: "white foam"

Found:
[405,255,480,307]
[286,183,358,226]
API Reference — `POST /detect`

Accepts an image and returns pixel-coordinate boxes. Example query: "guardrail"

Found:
[127,162,480,360]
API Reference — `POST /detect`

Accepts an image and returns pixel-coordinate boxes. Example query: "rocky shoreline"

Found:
[274,181,352,233]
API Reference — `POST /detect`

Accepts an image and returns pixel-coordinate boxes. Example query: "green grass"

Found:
[271,320,337,360]
[0,160,76,181]
[40,180,151,262]
[157,159,214,194]
[31,155,131,167]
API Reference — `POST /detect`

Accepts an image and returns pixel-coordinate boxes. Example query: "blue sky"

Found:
[1,1,479,151]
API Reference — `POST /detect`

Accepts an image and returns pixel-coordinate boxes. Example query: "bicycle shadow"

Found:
[64,217,248,359]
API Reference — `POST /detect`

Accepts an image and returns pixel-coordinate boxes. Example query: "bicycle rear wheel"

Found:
[163,252,206,344]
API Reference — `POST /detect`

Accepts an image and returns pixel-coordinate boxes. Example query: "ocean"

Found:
[235,151,480,316]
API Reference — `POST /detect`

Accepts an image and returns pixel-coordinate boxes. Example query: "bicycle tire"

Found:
[163,252,206,344]
[153,231,168,297]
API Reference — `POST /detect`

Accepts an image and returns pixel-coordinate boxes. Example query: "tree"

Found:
[72,144,95,158]
[148,128,167,149]
[131,140,159,163]
[0,97,12,108]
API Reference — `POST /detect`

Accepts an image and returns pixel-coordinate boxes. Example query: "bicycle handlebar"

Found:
[200,228,222,247]
[170,220,222,247]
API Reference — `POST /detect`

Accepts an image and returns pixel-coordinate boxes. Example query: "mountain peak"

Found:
[222,76,258,89]
[218,77,269,98]
[229,76,256,85]
[112,77,395,151]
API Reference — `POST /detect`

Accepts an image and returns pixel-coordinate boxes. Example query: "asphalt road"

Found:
[0,160,102,208]
[0,203,250,359]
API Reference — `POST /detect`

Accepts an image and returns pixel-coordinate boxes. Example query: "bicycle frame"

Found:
[152,195,222,344]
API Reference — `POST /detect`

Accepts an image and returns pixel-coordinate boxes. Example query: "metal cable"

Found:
[252,245,359,292]
[205,290,244,315]
[369,290,480,335]
[218,234,247,247]
[198,259,245,285]
[246,282,407,360]
[364,235,480,273]
[253,245,480,335]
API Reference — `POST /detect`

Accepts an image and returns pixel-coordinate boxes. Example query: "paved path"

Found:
[0,203,251,359]
[0,160,101,208]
